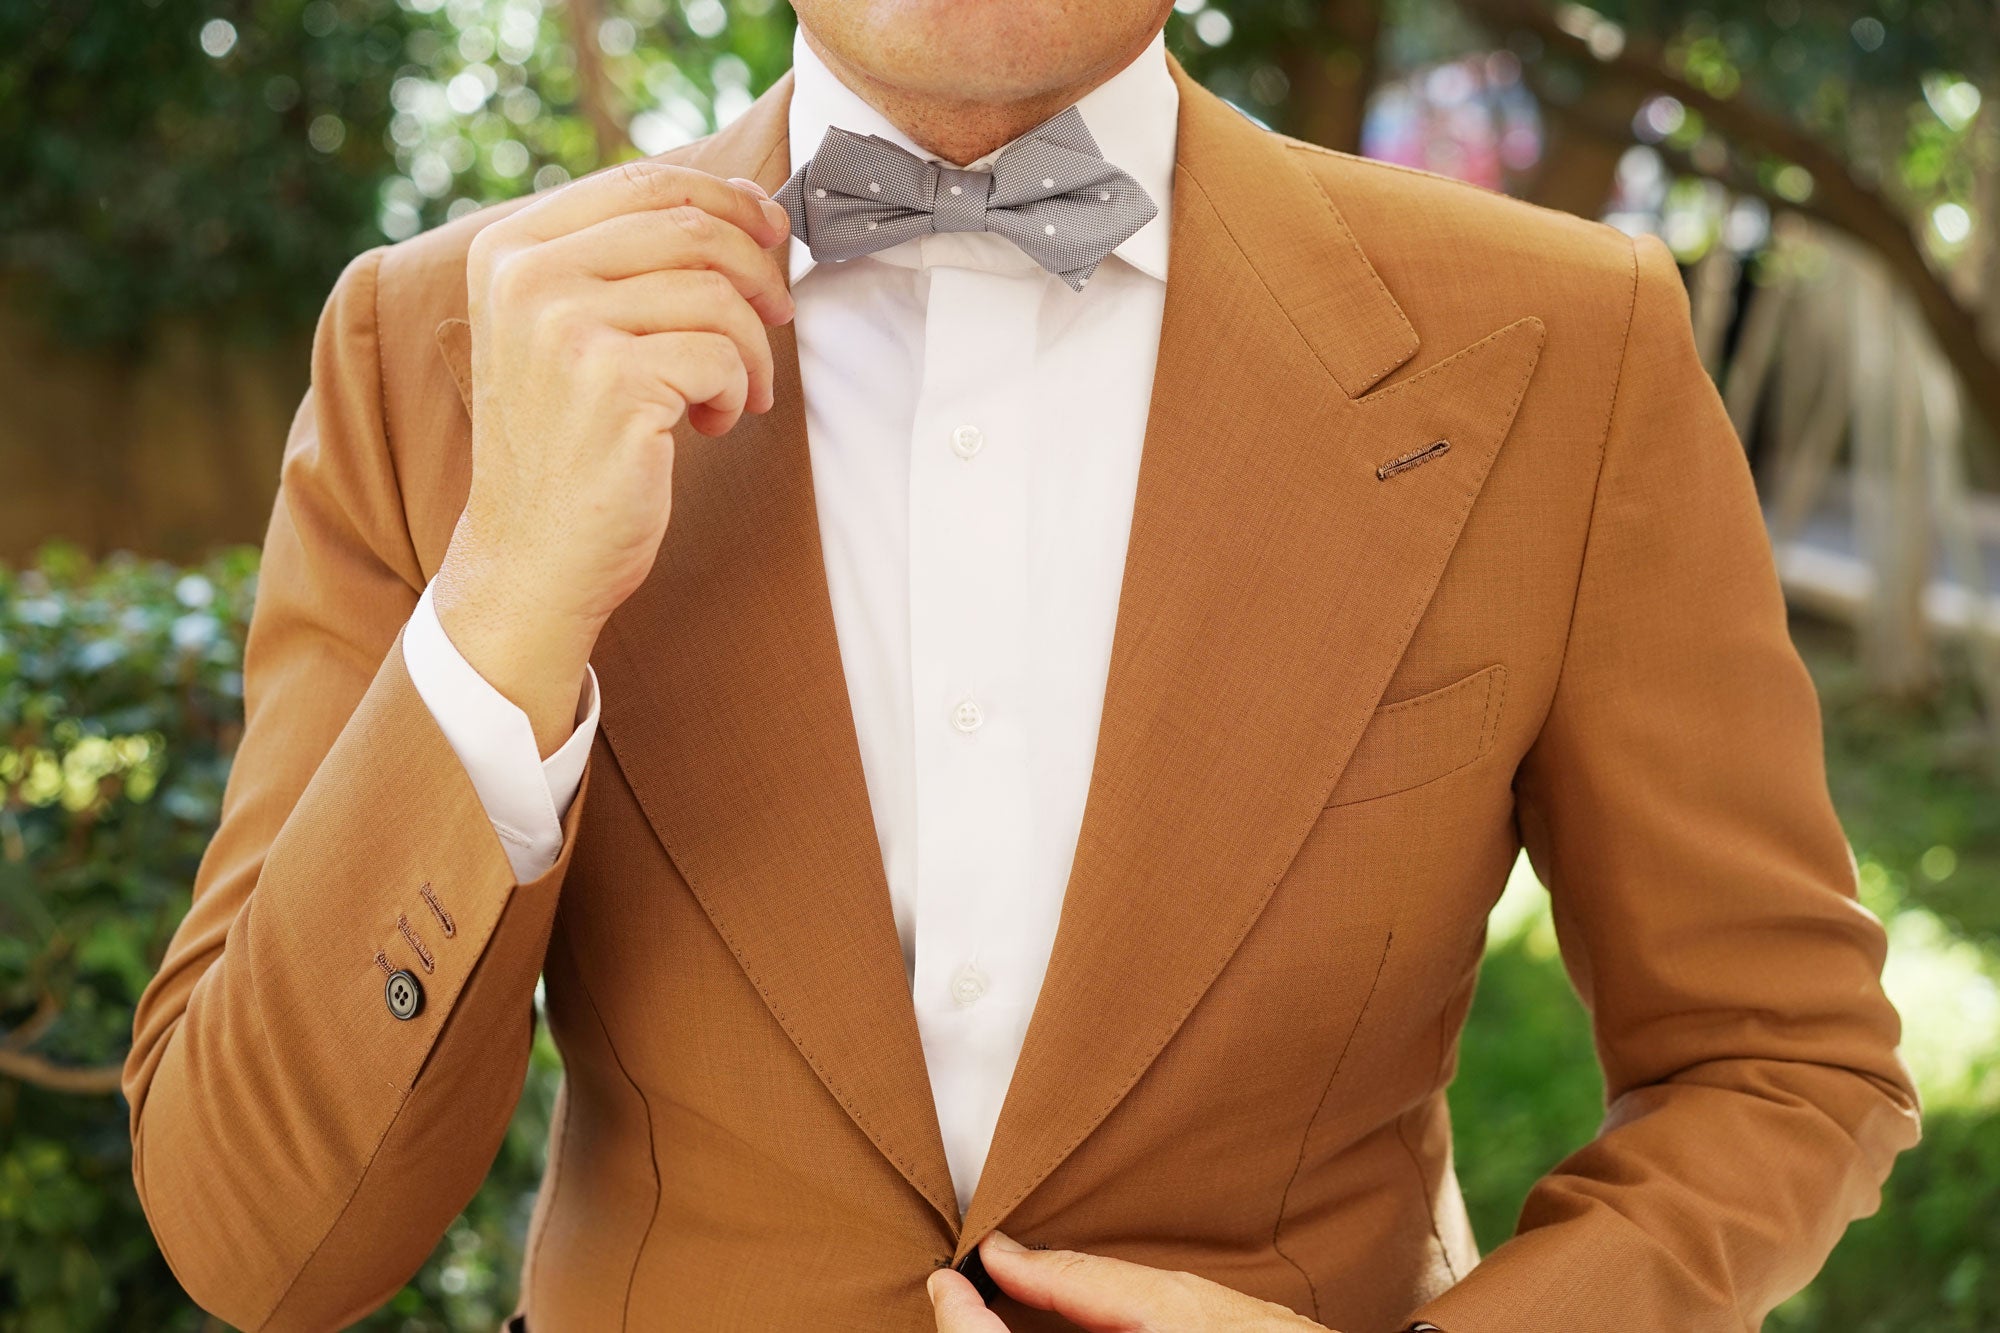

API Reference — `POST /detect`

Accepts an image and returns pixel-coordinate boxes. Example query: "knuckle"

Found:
[466,227,498,275]
[1045,1250,1092,1280]
[534,290,584,334]
[667,203,712,236]
[691,266,736,305]
[489,252,540,305]
[557,313,611,361]
[616,159,672,199]
[704,333,744,374]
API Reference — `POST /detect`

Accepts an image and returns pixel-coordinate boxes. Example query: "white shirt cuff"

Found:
[402,580,599,882]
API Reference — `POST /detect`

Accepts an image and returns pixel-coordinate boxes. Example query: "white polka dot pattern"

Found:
[774,106,1158,291]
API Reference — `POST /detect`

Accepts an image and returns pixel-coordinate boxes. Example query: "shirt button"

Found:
[950,424,984,460]
[951,963,990,1007]
[385,969,424,1021]
[951,699,984,733]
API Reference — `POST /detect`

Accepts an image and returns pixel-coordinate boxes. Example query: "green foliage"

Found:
[1446,927,1602,1247]
[0,545,255,1329]
[1496,0,1995,263]
[368,0,796,243]
[0,0,408,344]
[0,0,802,348]
[1795,617,2000,953]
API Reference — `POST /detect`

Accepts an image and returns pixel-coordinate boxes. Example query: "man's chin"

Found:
[792,0,1171,107]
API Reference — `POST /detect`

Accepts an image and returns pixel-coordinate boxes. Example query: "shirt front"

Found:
[785,28,1177,1213]
[405,28,1178,1216]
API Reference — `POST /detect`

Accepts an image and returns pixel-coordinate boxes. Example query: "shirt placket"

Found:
[906,260,1040,1213]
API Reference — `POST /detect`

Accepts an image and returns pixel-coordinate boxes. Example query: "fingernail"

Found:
[925,1270,945,1304]
[985,1230,1026,1253]
[761,197,790,231]
[728,176,771,200]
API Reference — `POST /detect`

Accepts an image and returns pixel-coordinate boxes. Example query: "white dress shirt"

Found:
[405,27,1178,1214]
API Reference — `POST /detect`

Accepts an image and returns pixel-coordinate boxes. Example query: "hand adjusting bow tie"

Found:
[774,106,1158,291]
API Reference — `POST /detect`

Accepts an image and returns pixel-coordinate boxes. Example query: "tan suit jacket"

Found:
[125,60,1920,1333]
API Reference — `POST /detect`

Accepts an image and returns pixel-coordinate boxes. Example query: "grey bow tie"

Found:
[774,106,1158,291]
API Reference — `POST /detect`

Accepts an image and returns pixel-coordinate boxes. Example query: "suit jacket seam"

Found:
[254,1091,420,1329]
[1269,928,1395,1320]
[362,245,427,590]
[519,1009,573,1323]
[552,925,663,1333]
[1509,231,1641,855]
[1387,956,1471,1291]
[1392,1105,1458,1285]
[590,706,952,1216]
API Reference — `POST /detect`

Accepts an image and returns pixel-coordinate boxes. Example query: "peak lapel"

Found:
[592,320,962,1230]
[958,67,1545,1250]
[438,74,962,1229]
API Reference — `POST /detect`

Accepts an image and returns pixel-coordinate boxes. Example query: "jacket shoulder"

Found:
[1283,139,1636,287]
[1281,139,1639,363]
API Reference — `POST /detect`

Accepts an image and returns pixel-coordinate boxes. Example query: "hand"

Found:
[433,161,794,752]
[927,1232,1332,1332]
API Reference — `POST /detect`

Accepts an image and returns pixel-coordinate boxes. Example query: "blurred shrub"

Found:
[0,545,253,1329]
[0,546,556,1329]
[0,0,407,345]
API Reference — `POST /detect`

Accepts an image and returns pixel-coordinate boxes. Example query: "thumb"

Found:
[976,1233,1191,1331]
[927,1267,1011,1332]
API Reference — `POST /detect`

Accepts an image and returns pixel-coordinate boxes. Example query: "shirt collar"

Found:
[784,26,1178,285]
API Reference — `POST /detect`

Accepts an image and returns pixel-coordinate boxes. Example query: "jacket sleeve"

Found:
[1407,233,1921,1331]
[122,247,587,1331]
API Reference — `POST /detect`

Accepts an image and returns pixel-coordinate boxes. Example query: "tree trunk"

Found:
[561,0,629,162]
[1526,81,1646,218]
[1456,0,2000,452]
[1280,0,1382,155]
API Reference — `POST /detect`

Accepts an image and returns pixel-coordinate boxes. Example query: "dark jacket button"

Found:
[954,1247,1001,1305]
[385,969,424,1021]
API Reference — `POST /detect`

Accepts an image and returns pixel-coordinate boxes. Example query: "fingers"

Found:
[976,1233,1203,1333]
[540,205,793,325]
[631,330,751,437]
[977,1234,1325,1332]
[591,269,774,413]
[925,1268,1011,1333]
[510,159,789,248]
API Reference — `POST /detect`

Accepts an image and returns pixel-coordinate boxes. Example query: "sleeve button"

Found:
[385,969,424,1021]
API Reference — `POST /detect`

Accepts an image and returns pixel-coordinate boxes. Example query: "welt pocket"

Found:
[1324,663,1507,807]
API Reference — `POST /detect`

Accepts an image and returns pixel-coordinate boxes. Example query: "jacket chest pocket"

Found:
[1325,663,1507,807]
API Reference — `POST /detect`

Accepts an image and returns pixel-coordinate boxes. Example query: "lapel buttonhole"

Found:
[1376,438,1450,481]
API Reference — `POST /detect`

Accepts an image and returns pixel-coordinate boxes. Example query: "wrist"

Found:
[432,527,601,757]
